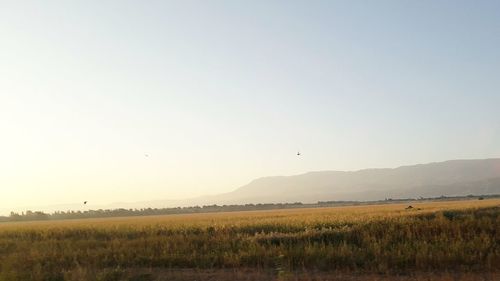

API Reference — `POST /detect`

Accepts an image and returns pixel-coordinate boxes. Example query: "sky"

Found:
[1,0,499,210]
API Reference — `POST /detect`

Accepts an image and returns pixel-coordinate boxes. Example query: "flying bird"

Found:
[297,151,301,156]
[84,201,87,205]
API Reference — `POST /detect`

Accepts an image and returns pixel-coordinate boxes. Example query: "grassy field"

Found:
[0,199,499,281]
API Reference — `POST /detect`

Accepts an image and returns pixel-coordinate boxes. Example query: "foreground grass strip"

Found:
[0,199,498,280]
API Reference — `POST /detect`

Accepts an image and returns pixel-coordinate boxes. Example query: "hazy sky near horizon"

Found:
[1,0,499,209]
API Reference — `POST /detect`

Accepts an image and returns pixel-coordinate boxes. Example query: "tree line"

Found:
[0,202,305,222]
[0,194,496,222]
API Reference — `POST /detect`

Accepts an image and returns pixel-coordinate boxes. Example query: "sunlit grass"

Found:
[0,199,498,280]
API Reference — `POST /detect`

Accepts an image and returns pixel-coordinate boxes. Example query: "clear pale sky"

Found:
[1,1,499,209]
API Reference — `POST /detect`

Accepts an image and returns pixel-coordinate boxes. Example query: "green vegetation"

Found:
[0,200,498,281]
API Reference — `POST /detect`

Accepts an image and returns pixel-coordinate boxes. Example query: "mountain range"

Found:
[201,158,500,205]
[4,158,500,214]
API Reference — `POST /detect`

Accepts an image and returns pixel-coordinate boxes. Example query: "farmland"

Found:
[0,199,499,281]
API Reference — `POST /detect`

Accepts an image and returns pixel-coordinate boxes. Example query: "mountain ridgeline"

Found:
[5,159,499,214]
[211,159,500,204]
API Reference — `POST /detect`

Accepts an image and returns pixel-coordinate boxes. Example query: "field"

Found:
[0,199,499,281]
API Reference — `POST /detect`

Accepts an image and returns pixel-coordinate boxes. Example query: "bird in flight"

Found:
[297,151,301,156]
[84,201,87,205]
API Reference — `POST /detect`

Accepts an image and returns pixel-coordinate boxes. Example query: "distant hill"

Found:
[202,159,500,205]
[5,159,500,214]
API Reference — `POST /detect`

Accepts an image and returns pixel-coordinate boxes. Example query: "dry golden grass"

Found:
[0,199,498,281]
[2,198,498,230]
